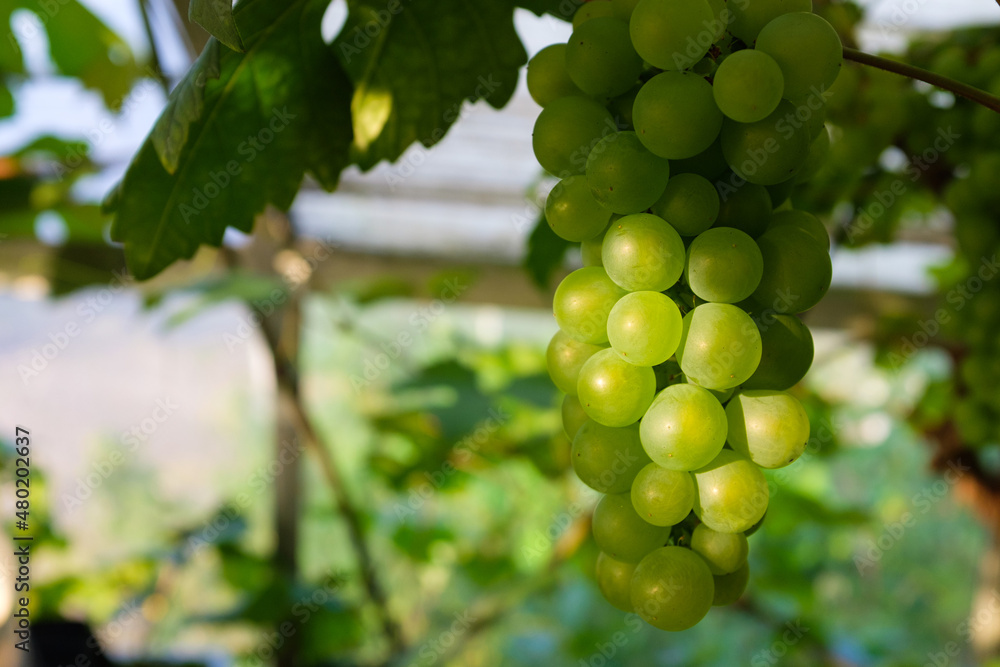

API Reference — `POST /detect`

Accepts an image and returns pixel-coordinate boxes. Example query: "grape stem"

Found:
[843,46,1000,113]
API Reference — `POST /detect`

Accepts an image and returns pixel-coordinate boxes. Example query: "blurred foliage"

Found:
[5,0,1000,665]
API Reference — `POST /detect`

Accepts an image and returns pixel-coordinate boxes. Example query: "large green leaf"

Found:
[151,40,222,174]
[334,0,527,169]
[190,0,245,53]
[107,0,354,279]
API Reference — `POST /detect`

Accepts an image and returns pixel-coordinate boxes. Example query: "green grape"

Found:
[714,181,773,238]
[677,304,762,390]
[744,511,766,537]
[728,0,812,44]
[533,96,617,176]
[652,173,720,237]
[640,383,727,471]
[755,13,843,102]
[562,394,589,439]
[691,524,749,575]
[766,210,830,251]
[692,449,769,533]
[721,100,811,185]
[578,349,657,427]
[573,0,616,26]
[743,314,814,390]
[572,420,651,493]
[712,561,750,606]
[586,131,671,214]
[633,72,724,160]
[593,493,671,562]
[794,125,831,183]
[526,44,581,107]
[607,291,683,366]
[566,18,644,98]
[802,99,828,140]
[670,137,729,180]
[596,552,637,612]
[546,329,605,395]
[685,228,764,303]
[553,267,627,344]
[765,177,796,207]
[726,390,810,469]
[713,50,784,123]
[631,463,696,526]
[611,0,641,19]
[581,223,609,267]
[629,0,714,70]
[602,213,686,291]
[631,546,714,631]
[546,175,613,242]
[751,227,832,314]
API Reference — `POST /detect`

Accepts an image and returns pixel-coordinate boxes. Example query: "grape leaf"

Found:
[523,214,570,289]
[190,0,245,52]
[152,40,222,174]
[107,0,355,280]
[333,0,527,169]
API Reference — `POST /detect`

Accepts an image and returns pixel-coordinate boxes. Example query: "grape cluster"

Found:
[533,0,840,630]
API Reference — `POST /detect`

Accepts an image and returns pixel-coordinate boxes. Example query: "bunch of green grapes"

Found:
[532,0,839,631]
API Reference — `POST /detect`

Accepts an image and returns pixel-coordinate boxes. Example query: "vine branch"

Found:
[843,47,1000,114]
[254,262,407,657]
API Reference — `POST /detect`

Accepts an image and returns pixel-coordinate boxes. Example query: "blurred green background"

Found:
[5,0,1000,665]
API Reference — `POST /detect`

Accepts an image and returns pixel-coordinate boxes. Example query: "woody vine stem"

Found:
[843,46,1000,114]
